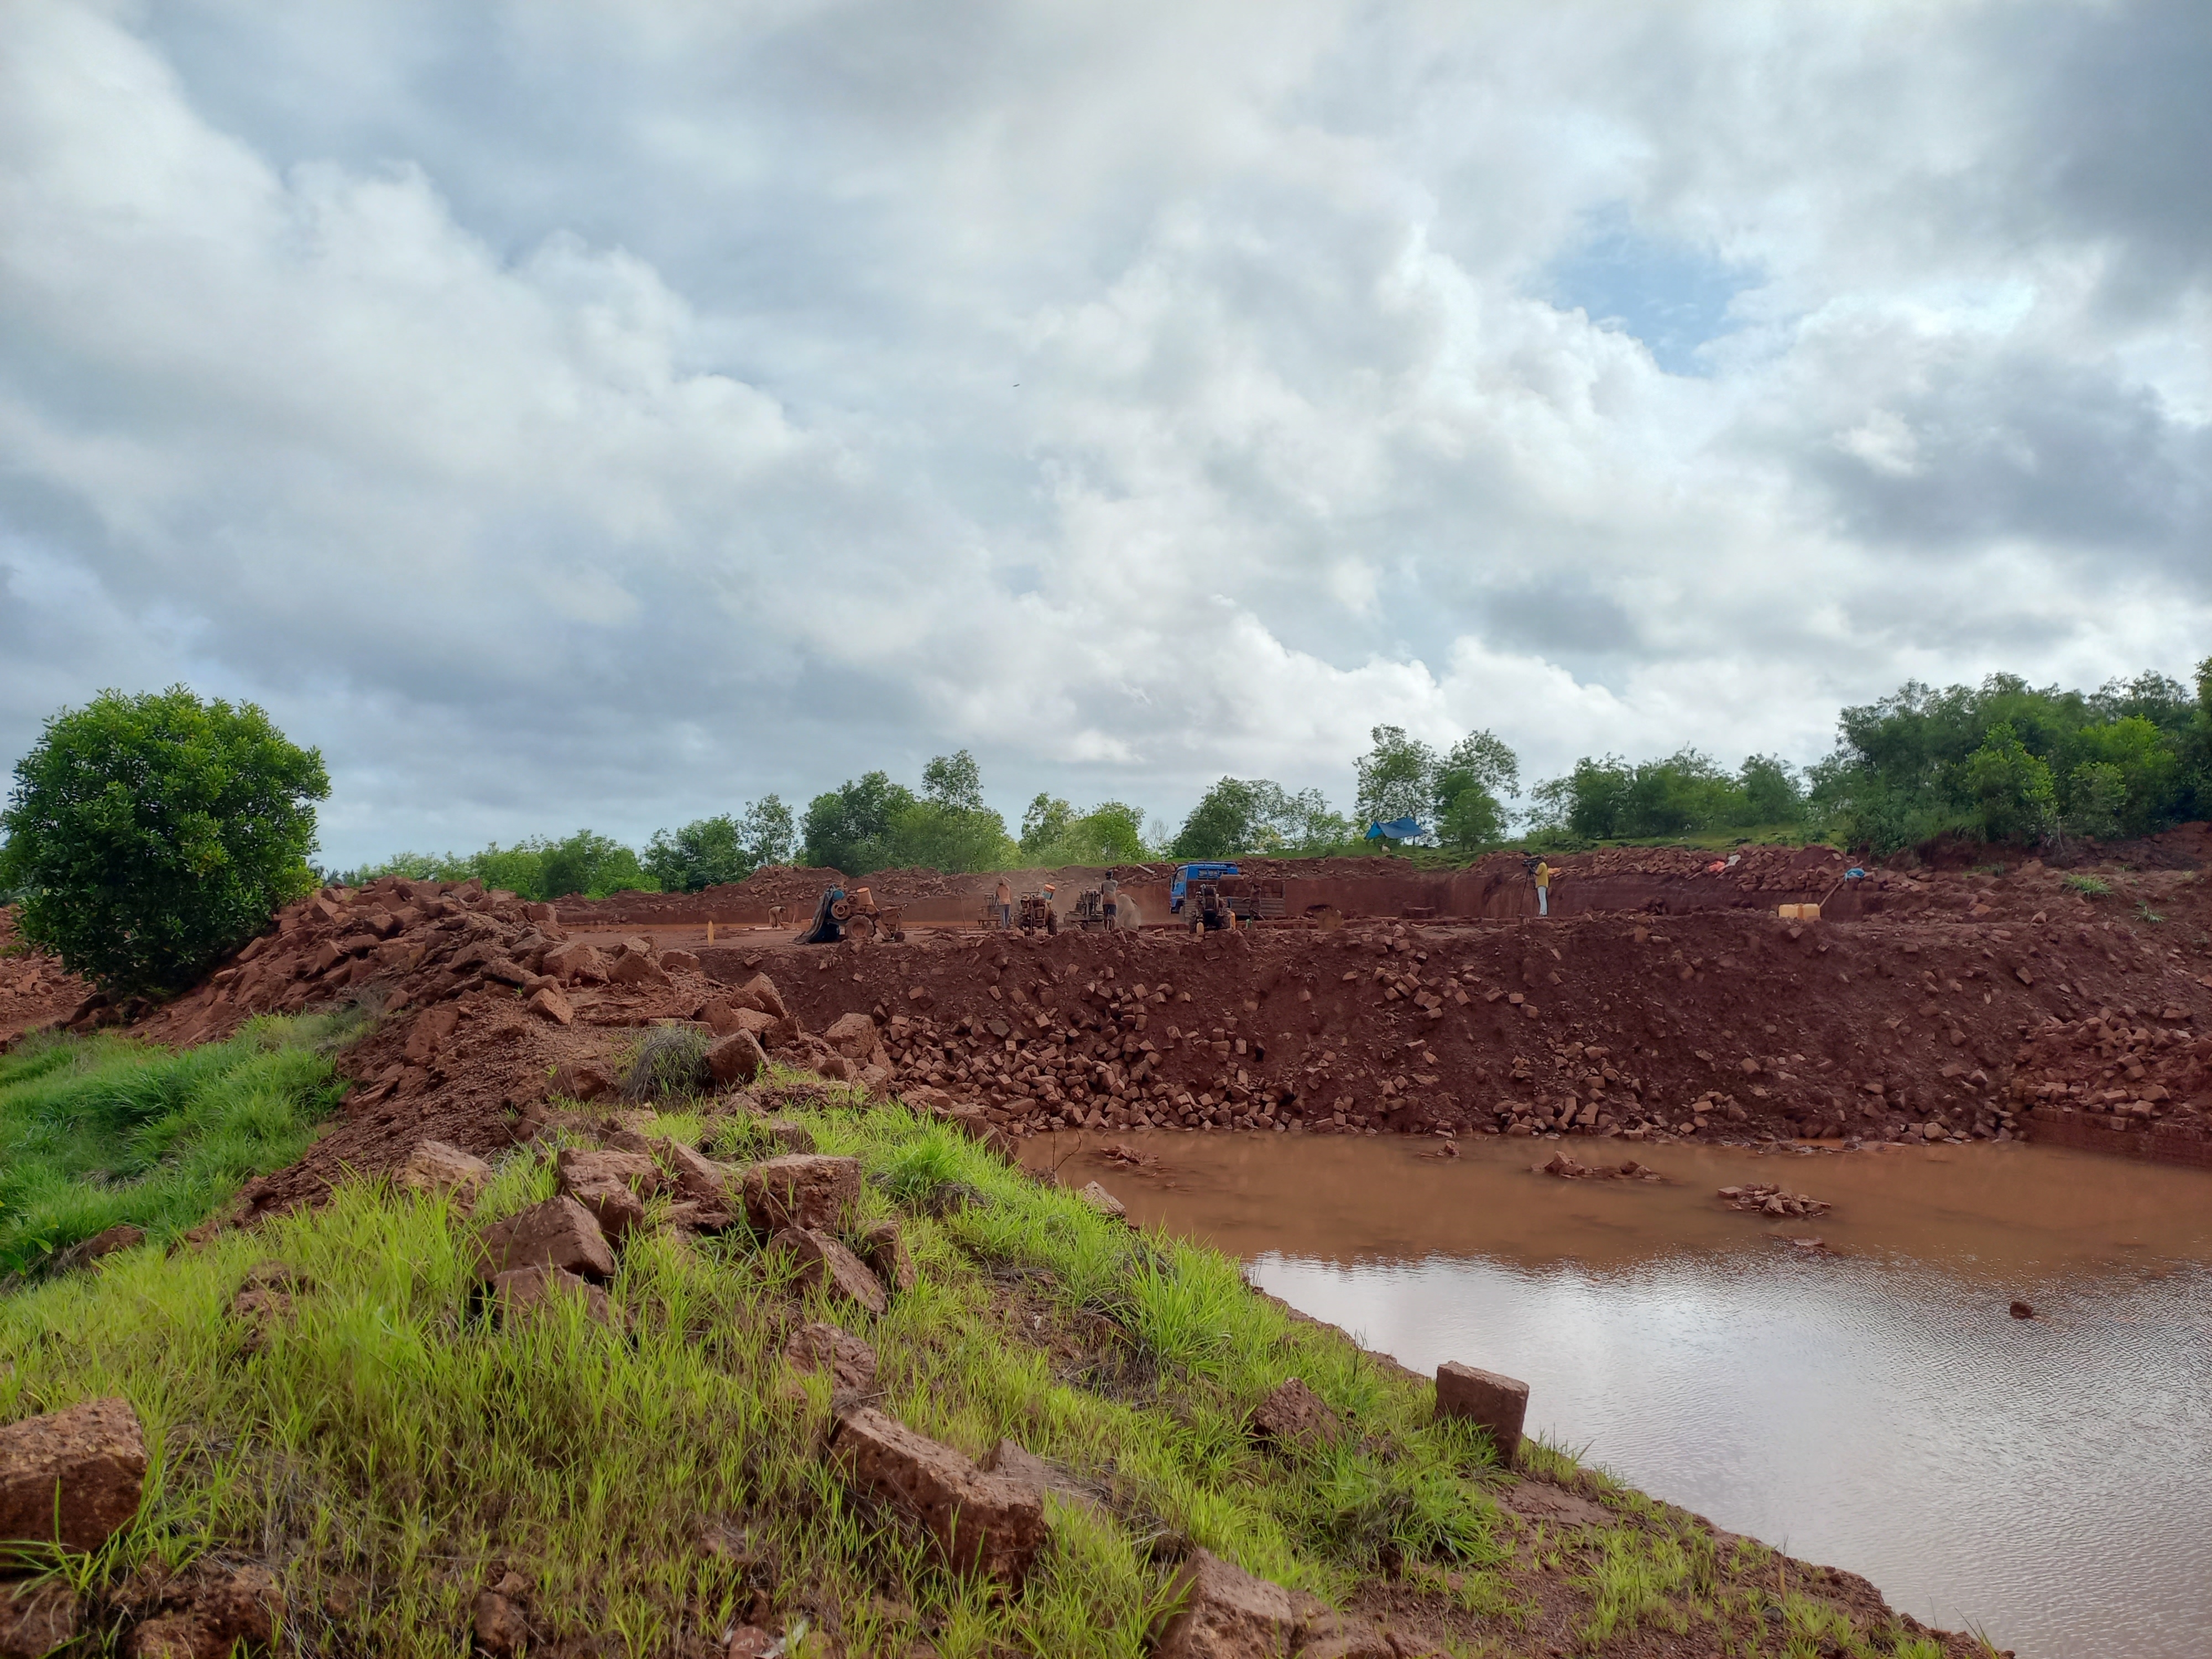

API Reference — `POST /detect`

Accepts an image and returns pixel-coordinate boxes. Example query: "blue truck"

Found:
[1168,862,1240,914]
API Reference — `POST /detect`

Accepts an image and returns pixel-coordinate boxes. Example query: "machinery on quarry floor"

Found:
[1183,872,1286,931]
[1015,891,1058,935]
[797,885,905,945]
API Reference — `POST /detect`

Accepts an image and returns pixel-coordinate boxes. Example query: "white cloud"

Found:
[1,0,2206,864]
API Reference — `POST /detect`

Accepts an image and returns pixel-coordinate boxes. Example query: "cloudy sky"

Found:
[3,0,2207,865]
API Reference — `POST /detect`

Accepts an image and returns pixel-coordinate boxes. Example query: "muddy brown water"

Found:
[1022,1131,2212,1659]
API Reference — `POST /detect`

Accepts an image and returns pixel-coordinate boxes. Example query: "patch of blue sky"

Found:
[1543,205,1760,377]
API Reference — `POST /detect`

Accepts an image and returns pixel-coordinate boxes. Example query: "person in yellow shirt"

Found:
[1533,858,1553,916]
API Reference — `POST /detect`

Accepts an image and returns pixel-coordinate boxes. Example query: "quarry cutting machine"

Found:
[797,885,905,944]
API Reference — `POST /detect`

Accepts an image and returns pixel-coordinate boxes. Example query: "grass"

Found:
[2062,874,2111,896]
[0,1057,1988,1658]
[0,1013,360,1278]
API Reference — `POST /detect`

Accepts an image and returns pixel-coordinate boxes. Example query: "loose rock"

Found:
[769,1228,889,1316]
[489,1265,613,1328]
[1434,1361,1528,1465]
[1249,1378,1340,1451]
[398,1140,493,1208]
[742,1155,861,1233]
[474,1196,617,1282]
[785,1321,878,1392]
[828,1406,1045,1586]
[0,1397,148,1554]
[1152,1548,1297,1659]
[857,1219,916,1294]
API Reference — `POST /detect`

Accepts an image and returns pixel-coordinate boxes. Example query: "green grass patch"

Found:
[0,1015,359,1277]
[1,1076,1975,1657]
[2062,874,2111,896]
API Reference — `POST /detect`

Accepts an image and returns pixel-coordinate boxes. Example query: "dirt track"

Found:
[8,836,2210,1212]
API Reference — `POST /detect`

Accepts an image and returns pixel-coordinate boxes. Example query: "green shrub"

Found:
[2063,874,2110,896]
[0,687,329,997]
[620,1025,713,1103]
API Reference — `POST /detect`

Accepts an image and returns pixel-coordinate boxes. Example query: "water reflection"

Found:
[1026,1132,2212,1659]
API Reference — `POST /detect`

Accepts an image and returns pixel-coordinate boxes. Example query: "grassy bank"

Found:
[1,1060,1976,1657]
[0,1014,356,1277]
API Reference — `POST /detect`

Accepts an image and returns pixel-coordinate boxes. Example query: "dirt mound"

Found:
[0,907,91,1045]
[9,836,2190,1217]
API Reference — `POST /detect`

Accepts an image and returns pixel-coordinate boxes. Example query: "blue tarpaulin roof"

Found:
[1364,816,1423,840]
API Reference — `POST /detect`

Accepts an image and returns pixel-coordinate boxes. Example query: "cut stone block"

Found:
[1434,1361,1528,1465]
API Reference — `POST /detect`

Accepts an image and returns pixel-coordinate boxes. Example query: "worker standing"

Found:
[1533,858,1553,917]
[994,875,1012,930]
[1101,873,1119,928]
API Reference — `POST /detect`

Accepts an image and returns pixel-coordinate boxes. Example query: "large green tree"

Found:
[0,687,329,996]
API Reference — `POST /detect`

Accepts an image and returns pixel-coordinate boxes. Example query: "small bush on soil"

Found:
[620,1024,712,1102]
[2063,874,2111,895]
[0,1014,354,1276]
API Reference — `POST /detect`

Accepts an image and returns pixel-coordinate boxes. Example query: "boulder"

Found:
[398,1140,492,1208]
[784,1321,878,1392]
[708,1030,769,1086]
[555,1147,655,1240]
[1434,1362,1528,1465]
[0,1398,147,1554]
[732,973,789,1022]
[474,1197,617,1282]
[824,1012,884,1063]
[1152,1549,1297,1659]
[489,1265,612,1328]
[769,1228,888,1317]
[541,941,607,985]
[1249,1378,1340,1451]
[828,1407,1045,1586]
[857,1219,916,1294]
[608,951,670,988]
[659,948,701,975]
[741,1155,860,1233]
[0,1580,76,1657]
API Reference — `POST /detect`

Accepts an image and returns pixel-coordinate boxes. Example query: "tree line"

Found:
[322,660,2212,896]
[8,661,2208,998]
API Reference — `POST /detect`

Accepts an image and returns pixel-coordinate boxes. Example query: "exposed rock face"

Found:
[1249,1378,1340,1451]
[741,1155,860,1233]
[1434,1362,1528,1465]
[784,1321,878,1392]
[828,1407,1045,1586]
[474,1197,617,1282]
[769,1228,889,1317]
[1152,1548,1297,1659]
[0,1397,147,1554]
